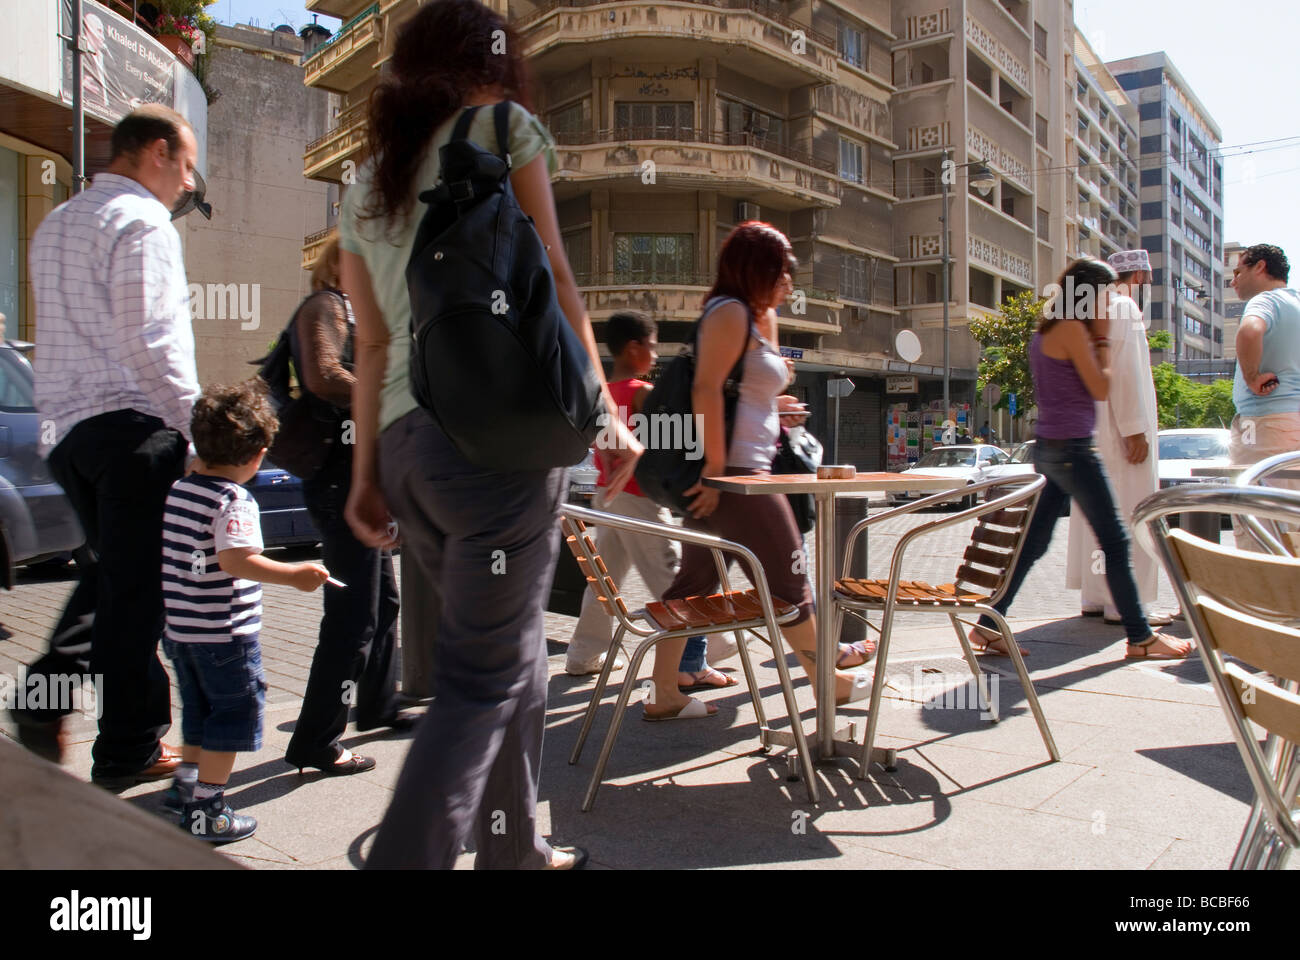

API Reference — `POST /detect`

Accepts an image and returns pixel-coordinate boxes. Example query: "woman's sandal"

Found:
[678,667,739,692]
[1124,633,1193,661]
[643,696,717,721]
[835,639,877,668]
[968,624,1029,658]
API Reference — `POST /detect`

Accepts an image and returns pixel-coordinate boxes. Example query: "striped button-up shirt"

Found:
[29,173,200,450]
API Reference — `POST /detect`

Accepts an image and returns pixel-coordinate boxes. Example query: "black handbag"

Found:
[254,291,348,480]
[634,297,752,516]
[406,102,602,471]
[772,425,823,534]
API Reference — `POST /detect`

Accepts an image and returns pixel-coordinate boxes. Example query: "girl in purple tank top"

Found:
[970,259,1192,662]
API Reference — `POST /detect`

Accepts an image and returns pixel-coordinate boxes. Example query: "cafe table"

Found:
[703,472,966,766]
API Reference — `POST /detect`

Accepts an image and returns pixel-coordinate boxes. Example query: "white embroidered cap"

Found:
[1107,249,1151,274]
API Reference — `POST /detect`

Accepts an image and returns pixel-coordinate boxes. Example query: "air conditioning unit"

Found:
[737,201,761,222]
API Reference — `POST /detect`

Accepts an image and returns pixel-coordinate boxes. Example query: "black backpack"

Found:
[634,297,751,516]
[406,102,602,471]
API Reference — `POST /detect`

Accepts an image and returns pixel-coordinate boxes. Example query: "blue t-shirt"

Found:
[1233,288,1300,417]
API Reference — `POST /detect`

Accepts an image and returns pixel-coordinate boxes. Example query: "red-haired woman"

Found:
[338,0,640,869]
[649,222,873,719]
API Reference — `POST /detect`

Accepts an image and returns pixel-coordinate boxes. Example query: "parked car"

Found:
[246,458,322,549]
[891,444,1013,509]
[1156,428,1232,531]
[981,439,1070,515]
[1157,428,1232,488]
[0,342,85,588]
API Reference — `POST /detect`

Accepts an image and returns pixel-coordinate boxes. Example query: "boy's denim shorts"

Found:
[163,635,266,752]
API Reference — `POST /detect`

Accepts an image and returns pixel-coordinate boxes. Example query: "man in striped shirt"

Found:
[162,382,327,843]
[14,106,200,788]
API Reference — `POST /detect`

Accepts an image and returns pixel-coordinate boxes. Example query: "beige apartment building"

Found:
[1068,30,1139,265]
[1222,240,1243,362]
[300,0,1080,465]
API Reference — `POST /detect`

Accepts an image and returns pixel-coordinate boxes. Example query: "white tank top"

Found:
[697,297,785,470]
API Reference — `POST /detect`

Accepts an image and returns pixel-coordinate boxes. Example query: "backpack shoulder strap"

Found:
[694,296,751,383]
[493,101,512,168]
[451,105,482,142]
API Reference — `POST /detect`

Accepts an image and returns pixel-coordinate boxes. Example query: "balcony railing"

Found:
[576,272,714,287]
[555,127,836,174]
[303,2,379,66]
[517,0,835,48]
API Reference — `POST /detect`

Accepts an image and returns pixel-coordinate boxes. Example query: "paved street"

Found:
[0,504,1284,870]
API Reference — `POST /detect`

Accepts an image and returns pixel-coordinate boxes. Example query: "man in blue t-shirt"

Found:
[1229,243,1300,544]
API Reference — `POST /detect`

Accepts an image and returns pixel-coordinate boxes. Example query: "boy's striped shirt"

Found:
[162,474,263,643]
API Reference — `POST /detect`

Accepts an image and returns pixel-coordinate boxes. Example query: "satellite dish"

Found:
[895,329,922,364]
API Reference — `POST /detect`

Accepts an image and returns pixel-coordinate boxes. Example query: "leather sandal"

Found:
[1124,634,1193,661]
[643,697,716,721]
[835,639,877,668]
[678,667,738,692]
[968,624,1028,658]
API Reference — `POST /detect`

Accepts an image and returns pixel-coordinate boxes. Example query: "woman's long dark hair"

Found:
[360,0,530,227]
[1040,257,1117,336]
[705,221,798,321]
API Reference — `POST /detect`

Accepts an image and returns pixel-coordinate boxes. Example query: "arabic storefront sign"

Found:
[59,0,177,125]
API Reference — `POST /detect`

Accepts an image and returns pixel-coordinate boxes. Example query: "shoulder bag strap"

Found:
[492,101,513,168]
[450,104,482,142]
[694,296,751,387]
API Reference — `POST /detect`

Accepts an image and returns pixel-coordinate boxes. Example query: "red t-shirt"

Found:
[595,377,648,497]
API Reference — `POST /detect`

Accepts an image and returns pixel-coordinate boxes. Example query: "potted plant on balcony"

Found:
[151,1,215,71]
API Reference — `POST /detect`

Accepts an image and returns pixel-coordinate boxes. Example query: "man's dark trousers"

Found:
[18,410,186,777]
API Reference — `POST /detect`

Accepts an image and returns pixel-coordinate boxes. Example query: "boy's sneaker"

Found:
[180,793,257,845]
[162,777,195,814]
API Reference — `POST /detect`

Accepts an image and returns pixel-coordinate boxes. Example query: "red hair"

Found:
[705,221,797,318]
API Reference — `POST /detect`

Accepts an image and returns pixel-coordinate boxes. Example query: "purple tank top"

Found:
[1030,331,1095,439]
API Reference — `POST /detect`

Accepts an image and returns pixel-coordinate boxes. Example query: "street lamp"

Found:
[940,148,996,421]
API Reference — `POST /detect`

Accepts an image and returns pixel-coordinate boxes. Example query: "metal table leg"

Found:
[815,490,836,758]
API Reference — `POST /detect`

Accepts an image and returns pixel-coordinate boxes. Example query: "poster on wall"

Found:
[59,0,177,126]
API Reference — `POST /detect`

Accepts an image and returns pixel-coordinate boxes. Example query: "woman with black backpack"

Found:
[337,0,640,870]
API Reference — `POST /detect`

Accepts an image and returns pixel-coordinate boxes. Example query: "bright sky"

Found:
[1075,0,1300,273]
[222,0,1300,273]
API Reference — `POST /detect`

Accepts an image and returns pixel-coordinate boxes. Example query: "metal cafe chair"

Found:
[831,474,1060,779]
[1236,451,1300,556]
[559,503,817,811]
[1135,484,1300,869]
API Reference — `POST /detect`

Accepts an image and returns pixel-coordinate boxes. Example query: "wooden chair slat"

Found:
[955,564,1005,591]
[1198,599,1300,682]
[666,598,709,628]
[1229,668,1300,745]
[1283,532,1300,558]
[983,507,1029,529]
[1170,529,1300,620]
[935,582,988,603]
[644,601,687,630]
[728,592,764,617]
[963,544,1014,571]
[684,596,723,625]
[972,525,1020,549]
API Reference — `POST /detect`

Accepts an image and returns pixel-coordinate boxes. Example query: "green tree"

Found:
[1151,362,1235,428]
[969,290,1040,415]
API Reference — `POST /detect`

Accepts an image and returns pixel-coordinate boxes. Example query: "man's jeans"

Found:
[17,410,186,775]
[286,457,401,765]
[978,438,1153,644]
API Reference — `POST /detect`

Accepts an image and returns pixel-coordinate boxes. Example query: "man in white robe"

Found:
[1065,249,1170,624]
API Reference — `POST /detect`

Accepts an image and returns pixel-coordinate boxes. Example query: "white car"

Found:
[983,440,1038,491]
[891,444,1013,508]
[1157,428,1231,488]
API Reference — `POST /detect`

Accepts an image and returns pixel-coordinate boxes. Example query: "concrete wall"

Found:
[180,27,332,386]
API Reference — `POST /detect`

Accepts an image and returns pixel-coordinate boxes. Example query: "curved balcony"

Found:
[578,272,840,334]
[553,128,840,209]
[519,1,837,87]
[304,104,367,183]
[306,0,374,18]
[303,3,381,93]
[302,227,335,271]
